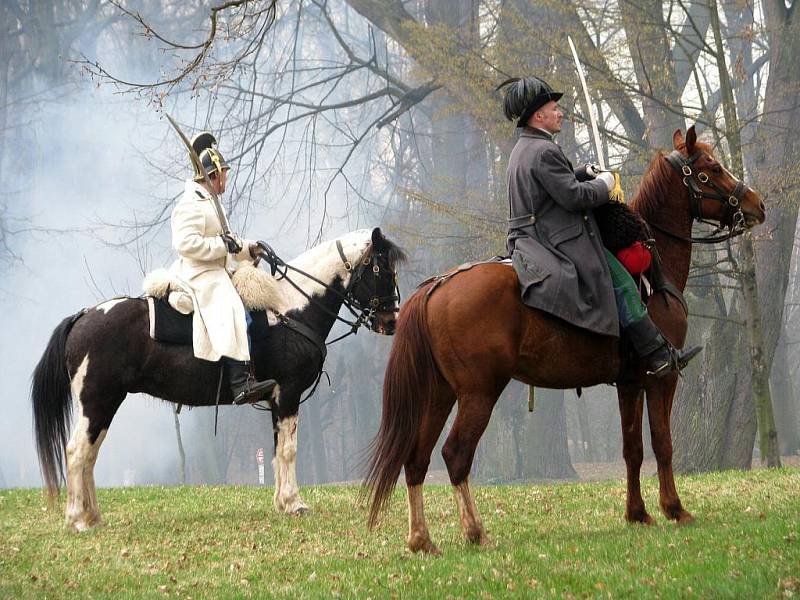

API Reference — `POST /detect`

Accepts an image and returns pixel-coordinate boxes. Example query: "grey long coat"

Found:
[506,128,618,337]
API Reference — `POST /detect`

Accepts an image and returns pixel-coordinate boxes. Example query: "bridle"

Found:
[257,240,400,344]
[331,239,401,341]
[651,150,751,244]
[247,240,401,412]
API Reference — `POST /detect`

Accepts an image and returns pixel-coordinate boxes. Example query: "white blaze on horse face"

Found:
[96,298,127,314]
[275,230,373,313]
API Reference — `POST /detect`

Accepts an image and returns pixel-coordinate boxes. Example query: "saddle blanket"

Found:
[146,296,271,346]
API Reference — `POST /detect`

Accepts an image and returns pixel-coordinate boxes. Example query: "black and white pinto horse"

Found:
[32,227,405,531]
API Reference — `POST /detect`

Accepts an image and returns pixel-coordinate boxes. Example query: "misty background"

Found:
[2,0,798,490]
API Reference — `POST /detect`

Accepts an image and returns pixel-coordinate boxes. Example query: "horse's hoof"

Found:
[407,532,441,555]
[626,511,655,525]
[661,503,695,524]
[67,519,96,532]
[465,527,491,547]
[279,498,309,515]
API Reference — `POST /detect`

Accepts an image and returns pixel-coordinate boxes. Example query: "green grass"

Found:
[1,469,799,599]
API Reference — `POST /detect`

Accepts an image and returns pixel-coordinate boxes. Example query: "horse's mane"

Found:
[629,152,676,220]
[630,141,713,221]
[381,237,408,267]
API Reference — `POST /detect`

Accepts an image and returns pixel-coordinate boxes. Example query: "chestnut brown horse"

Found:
[364,126,766,554]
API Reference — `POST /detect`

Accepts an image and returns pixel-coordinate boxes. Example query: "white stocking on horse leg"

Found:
[271,454,284,512]
[65,415,108,532]
[453,478,489,545]
[406,484,440,554]
[83,428,106,519]
[272,416,308,514]
[272,419,284,511]
[64,356,108,531]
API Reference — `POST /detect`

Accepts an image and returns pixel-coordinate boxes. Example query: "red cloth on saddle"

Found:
[616,241,652,275]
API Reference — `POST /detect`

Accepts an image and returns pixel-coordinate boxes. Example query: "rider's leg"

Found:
[223,357,277,405]
[604,249,701,377]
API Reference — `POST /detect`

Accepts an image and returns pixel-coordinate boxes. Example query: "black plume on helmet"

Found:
[189,131,229,180]
[496,76,563,128]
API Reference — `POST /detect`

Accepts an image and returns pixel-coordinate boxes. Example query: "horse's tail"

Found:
[31,312,82,499]
[363,285,440,528]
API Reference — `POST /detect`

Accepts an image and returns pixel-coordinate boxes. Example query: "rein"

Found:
[648,151,749,245]
[249,239,400,411]
[257,240,399,344]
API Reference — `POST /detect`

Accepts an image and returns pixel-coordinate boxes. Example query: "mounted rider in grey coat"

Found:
[501,76,700,377]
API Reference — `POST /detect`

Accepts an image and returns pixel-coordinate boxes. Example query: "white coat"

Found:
[170,180,253,362]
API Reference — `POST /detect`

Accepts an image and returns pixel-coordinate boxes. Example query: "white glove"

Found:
[597,171,615,192]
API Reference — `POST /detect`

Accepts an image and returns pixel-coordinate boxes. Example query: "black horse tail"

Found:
[31,312,83,499]
[363,285,440,528]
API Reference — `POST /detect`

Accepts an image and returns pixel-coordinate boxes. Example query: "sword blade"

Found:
[567,35,606,170]
[163,112,233,235]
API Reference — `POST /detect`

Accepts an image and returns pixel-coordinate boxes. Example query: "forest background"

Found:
[1,0,798,489]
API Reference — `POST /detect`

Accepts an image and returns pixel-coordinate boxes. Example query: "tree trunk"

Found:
[193,411,225,484]
[522,388,578,480]
[575,394,594,462]
[304,392,329,484]
[752,0,800,432]
[619,0,684,149]
[771,331,799,456]
[739,235,780,466]
[0,2,13,183]
[673,297,756,472]
[173,406,186,484]
[709,0,780,467]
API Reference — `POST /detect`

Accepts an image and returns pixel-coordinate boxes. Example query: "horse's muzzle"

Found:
[372,312,397,335]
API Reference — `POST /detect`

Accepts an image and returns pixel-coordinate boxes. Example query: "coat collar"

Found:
[185,179,212,200]
[519,127,557,142]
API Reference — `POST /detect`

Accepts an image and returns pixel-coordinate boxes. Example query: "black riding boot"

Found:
[223,358,277,405]
[624,315,702,378]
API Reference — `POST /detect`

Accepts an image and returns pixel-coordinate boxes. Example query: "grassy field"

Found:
[1,468,798,599]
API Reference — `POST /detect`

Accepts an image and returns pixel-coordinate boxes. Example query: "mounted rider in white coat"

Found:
[170,131,276,405]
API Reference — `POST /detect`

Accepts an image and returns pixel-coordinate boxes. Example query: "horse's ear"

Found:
[371,227,385,246]
[673,129,685,150]
[685,125,697,154]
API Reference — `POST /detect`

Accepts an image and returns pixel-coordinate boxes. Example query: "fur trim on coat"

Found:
[143,266,285,313]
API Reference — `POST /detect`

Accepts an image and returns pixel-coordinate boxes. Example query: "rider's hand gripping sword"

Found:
[163,112,241,252]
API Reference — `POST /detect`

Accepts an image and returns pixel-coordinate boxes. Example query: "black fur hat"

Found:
[189,131,229,180]
[497,76,563,128]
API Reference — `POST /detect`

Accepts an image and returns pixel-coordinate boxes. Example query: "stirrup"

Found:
[646,361,673,378]
[233,378,277,405]
[677,345,703,370]
[646,345,702,378]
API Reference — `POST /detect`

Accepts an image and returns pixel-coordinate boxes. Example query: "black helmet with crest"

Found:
[190,131,230,181]
[497,76,563,128]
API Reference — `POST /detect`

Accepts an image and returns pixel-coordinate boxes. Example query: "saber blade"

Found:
[163,112,232,235]
[567,35,605,170]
